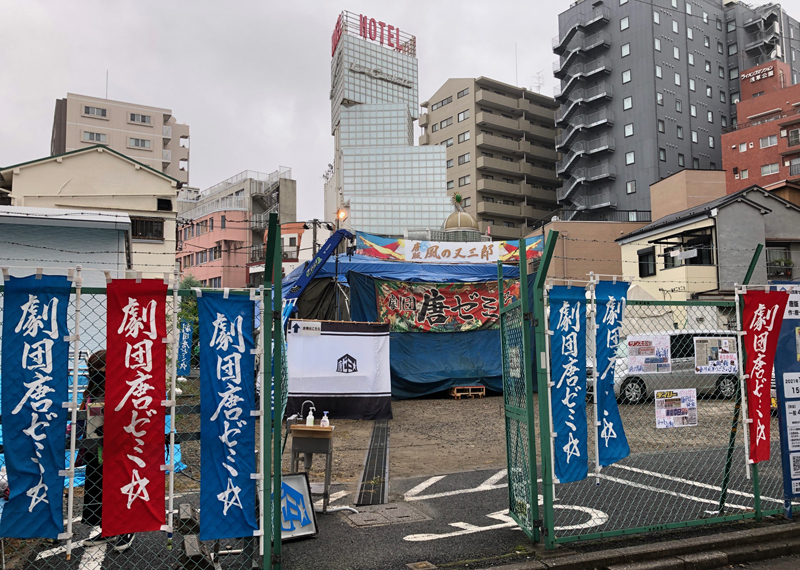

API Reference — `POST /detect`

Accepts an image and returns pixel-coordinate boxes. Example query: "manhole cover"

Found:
[342,503,431,527]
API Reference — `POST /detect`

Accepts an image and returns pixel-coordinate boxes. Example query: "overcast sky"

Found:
[0,1,561,221]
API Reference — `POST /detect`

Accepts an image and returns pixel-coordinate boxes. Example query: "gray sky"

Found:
[0,0,561,221]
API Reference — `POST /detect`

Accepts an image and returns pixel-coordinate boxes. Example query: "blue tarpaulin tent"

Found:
[283,255,533,399]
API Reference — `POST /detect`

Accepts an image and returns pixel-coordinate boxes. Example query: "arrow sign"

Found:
[289,321,321,336]
[292,323,300,334]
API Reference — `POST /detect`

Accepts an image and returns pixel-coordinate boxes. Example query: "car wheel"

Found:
[620,378,646,405]
[716,376,737,400]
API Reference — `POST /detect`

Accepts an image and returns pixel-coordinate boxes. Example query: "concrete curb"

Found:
[487,521,800,570]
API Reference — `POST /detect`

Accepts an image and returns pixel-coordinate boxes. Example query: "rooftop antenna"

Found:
[531,71,546,94]
[515,43,518,86]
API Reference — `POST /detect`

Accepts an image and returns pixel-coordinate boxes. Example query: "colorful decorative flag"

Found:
[549,286,588,483]
[198,293,258,541]
[594,281,630,467]
[103,279,167,536]
[742,289,789,463]
[177,319,193,376]
[0,274,70,538]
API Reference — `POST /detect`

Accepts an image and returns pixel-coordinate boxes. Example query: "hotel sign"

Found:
[741,65,774,83]
[349,63,413,88]
[332,12,413,56]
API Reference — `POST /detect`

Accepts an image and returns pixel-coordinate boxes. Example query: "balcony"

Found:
[554,57,612,100]
[479,221,521,240]
[523,120,557,143]
[766,247,794,280]
[477,133,519,154]
[476,90,519,114]
[745,23,780,52]
[521,162,559,184]
[555,82,612,126]
[519,140,559,162]
[477,156,521,176]
[524,185,558,204]
[790,163,800,177]
[476,111,521,133]
[162,149,171,163]
[183,196,248,221]
[552,6,610,55]
[162,125,172,141]
[556,134,615,175]
[419,114,429,128]
[555,109,613,149]
[478,178,524,197]
[553,32,611,77]
[520,99,556,125]
[419,133,431,145]
[478,201,524,219]
[574,189,617,210]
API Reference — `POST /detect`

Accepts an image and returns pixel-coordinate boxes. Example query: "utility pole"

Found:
[312,218,319,256]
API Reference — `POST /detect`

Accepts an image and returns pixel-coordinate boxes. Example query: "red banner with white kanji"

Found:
[103,279,167,536]
[742,290,789,464]
[375,279,520,333]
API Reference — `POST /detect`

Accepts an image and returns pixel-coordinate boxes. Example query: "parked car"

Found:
[588,330,739,404]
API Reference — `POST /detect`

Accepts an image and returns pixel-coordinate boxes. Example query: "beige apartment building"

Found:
[419,77,560,240]
[51,93,190,184]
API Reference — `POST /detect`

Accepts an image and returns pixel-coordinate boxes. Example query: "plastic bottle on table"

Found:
[320,412,330,428]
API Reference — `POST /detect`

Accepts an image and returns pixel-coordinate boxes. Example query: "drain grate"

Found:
[355,419,389,505]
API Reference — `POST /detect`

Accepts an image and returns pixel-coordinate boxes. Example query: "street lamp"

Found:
[334,209,347,320]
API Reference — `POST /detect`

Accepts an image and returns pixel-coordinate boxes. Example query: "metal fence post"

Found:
[717,244,763,515]
[271,214,284,569]
[263,213,279,570]
[532,230,559,549]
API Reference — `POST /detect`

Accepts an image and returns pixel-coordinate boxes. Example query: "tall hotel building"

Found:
[553,0,800,219]
[324,11,450,236]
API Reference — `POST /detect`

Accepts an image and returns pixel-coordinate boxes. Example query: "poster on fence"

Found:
[177,319,193,376]
[654,389,697,429]
[693,337,737,374]
[548,286,588,483]
[103,279,167,536]
[627,335,671,374]
[198,292,258,541]
[0,274,71,539]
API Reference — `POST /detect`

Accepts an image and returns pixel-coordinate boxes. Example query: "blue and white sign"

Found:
[549,286,588,483]
[594,281,630,467]
[274,473,318,540]
[177,319,193,376]
[198,293,258,540]
[0,275,70,538]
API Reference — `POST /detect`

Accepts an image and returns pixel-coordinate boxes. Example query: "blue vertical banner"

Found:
[0,274,70,538]
[548,286,588,483]
[177,319,193,376]
[594,281,630,467]
[198,292,258,541]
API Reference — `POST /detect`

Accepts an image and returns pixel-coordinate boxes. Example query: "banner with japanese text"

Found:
[742,290,789,464]
[549,286,588,483]
[375,279,520,333]
[356,232,543,263]
[103,279,167,536]
[594,281,630,467]
[198,293,258,540]
[177,319,193,376]
[0,275,70,539]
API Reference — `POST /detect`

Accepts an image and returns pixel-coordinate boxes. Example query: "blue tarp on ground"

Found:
[284,255,531,399]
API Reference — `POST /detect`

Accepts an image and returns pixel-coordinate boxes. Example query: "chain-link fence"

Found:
[0,286,266,569]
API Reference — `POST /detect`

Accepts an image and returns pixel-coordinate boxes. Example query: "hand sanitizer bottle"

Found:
[306,409,315,426]
[320,412,330,428]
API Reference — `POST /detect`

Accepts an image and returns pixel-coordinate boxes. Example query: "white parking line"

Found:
[314,490,350,509]
[404,470,507,502]
[597,473,752,510]
[79,543,106,570]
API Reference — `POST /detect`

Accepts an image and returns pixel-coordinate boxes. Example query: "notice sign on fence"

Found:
[694,337,738,374]
[627,335,671,374]
[655,389,697,429]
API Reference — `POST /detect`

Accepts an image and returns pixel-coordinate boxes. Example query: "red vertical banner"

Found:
[103,279,167,536]
[742,290,789,464]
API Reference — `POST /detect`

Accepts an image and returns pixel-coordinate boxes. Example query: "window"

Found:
[690,104,697,117]
[653,11,660,24]
[659,148,667,161]
[447,180,454,190]
[674,46,680,60]
[727,19,735,32]
[720,91,726,103]
[503,221,515,228]
[457,110,469,122]
[457,87,469,98]
[691,130,698,143]
[678,153,685,167]
[463,197,471,207]
[431,123,439,132]
[458,152,471,165]
[686,4,691,15]
[730,67,739,80]
[157,198,172,212]
[131,217,164,241]
[704,36,710,48]
[658,119,665,133]
[623,96,632,110]
[221,215,226,229]
[130,113,151,124]
[761,163,780,176]
[716,18,722,31]
[440,117,453,128]
[129,137,151,149]
[671,0,677,6]
[718,66,725,78]
[657,92,664,106]
[703,11,708,23]
[708,135,715,148]
[728,43,738,56]
[638,247,656,277]
[706,85,712,98]
[759,135,777,148]
[721,115,727,128]
[739,142,747,153]
[502,156,513,162]
[481,152,493,157]
[689,79,695,91]
[620,0,628,4]
[431,96,453,111]
[621,16,629,31]
[447,159,453,168]
[731,91,740,103]
[656,65,662,78]
[705,60,711,73]
[687,27,693,40]
[717,42,724,54]
[677,125,684,139]
[621,43,631,57]
[707,111,714,123]
[693,157,700,168]
[622,69,632,83]
[83,131,106,143]
[673,20,679,33]
[676,99,682,113]
[625,151,635,165]
[624,123,634,137]
[740,169,748,179]
[84,106,107,117]
[458,131,470,143]
[627,180,636,194]
[442,137,454,147]
[655,38,662,53]
[458,175,471,186]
